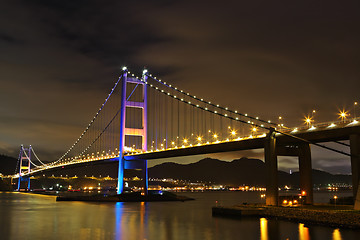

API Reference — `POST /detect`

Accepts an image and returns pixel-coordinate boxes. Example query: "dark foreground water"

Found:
[0,191,359,240]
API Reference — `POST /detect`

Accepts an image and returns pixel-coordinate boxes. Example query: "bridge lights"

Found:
[251,127,257,134]
[304,116,313,128]
[338,110,348,122]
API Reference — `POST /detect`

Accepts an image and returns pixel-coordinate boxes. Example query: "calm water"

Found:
[0,191,359,240]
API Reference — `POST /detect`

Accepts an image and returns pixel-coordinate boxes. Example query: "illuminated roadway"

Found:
[20,119,360,176]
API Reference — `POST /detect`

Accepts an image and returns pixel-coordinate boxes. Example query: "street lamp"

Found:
[354,102,358,119]
[311,110,316,125]
[278,116,282,130]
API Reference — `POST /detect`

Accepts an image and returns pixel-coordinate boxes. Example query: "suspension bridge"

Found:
[13,68,360,207]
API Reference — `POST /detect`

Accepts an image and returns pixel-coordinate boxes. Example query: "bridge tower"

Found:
[117,68,148,195]
[17,145,32,191]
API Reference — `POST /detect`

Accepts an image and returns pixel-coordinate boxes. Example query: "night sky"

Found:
[1,1,359,174]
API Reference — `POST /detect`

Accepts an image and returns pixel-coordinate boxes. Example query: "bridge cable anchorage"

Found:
[273,129,353,157]
[145,73,277,127]
[53,73,124,165]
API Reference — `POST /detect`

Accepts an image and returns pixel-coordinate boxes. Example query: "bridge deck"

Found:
[18,122,360,176]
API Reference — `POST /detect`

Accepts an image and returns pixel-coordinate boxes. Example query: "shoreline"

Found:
[212,204,360,229]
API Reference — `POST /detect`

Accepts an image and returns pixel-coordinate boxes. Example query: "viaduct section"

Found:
[126,124,360,208]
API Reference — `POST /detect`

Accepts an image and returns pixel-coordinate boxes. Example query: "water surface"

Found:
[0,191,359,240]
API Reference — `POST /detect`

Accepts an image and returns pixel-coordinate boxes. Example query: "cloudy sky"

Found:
[1,1,359,174]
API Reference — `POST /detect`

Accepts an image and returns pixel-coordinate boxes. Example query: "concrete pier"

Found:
[298,143,313,204]
[265,129,278,206]
[265,129,315,206]
[350,134,360,198]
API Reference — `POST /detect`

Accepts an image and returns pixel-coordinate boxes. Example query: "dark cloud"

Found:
[1,1,359,173]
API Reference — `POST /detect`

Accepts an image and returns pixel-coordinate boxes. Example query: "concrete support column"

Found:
[265,128,278,206]
[298,143,313,204]
[350,134,360,199]
[27,177,31,191]
[142,160,148,196]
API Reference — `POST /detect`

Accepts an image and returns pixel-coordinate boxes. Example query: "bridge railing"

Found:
[279,117,360,134]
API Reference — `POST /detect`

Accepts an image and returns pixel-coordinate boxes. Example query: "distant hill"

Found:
[0,155,18,175]
[148,157,352,187]
[1,154,352,187]
[290,169,352,186]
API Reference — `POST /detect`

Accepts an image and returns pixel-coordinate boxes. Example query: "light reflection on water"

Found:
[260,218,268,240]
[299,223,310,240]
[114,202,123,239]
[333,229,342,240]
[0,192,359,240]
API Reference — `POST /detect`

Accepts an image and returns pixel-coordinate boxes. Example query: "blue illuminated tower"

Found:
[117,68,148,195]
[17,145,32,191]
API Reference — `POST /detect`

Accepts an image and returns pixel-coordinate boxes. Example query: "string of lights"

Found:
[31,147,46,165]
[22,148,40,168]
[144,72,277,127]
[129,70,270,131]
[77,109,122,159]
[24,68,360,175]
[52,74,123,165]
[14,145,23,174]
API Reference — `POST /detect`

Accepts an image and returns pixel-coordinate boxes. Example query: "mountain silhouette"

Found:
[0,155,18,175]
[1,155,352,187]
[148,157,352,187]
